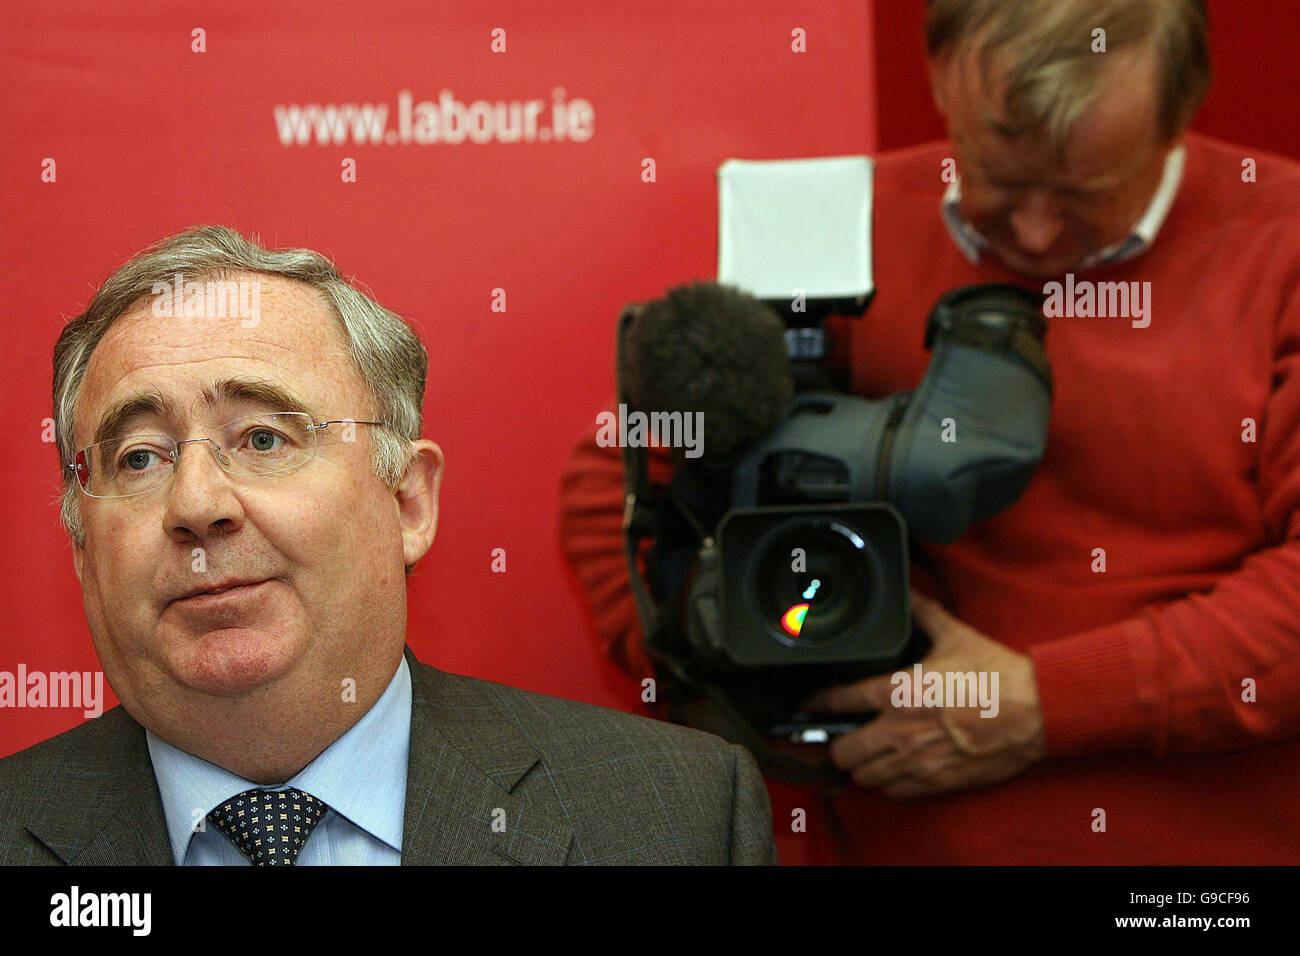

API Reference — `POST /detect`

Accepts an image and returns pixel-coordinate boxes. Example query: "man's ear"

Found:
[925,54,951,117]
[73,539,84,582]
[395,439,444,571]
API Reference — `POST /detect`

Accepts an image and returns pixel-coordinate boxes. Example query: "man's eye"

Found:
[244,428,287,452]
[120,449,163,471]
[983,177,1029,193]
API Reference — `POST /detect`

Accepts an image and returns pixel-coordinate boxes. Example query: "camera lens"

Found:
[751,519,875,648]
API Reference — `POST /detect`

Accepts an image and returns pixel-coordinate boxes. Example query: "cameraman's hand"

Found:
[803,590,1047,798]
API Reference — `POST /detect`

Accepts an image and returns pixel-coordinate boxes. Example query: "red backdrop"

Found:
[1,0,1296,767]
[0,0,875,753]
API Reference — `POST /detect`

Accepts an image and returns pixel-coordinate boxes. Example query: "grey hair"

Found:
[926,0,1210,156]
[52,225,428,574]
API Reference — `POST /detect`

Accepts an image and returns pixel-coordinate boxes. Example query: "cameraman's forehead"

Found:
[946,44,1160,183]
[74,274,360,448]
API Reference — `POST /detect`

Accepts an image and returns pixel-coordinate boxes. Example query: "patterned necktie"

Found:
[206,787,329,866]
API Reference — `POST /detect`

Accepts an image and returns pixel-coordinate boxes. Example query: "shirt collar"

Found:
[146,653,412,865]
[940,143,1186,269]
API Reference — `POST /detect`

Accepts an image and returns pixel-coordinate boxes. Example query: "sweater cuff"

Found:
[1028,619,1153,758]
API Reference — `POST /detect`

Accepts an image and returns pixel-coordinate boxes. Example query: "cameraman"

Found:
[560,0,1300,864]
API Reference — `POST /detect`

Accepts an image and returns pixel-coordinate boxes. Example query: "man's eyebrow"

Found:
[90,379,319,446]
[966,149,1128,193]
[91,393,177,447]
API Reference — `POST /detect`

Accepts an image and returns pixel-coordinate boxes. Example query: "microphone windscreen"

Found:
[624,282,795,463]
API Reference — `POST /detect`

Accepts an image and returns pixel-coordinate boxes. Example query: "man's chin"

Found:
[989,244,1081,280]
[165,626,303,697]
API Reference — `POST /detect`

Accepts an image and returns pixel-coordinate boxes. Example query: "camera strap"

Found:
[616,304,666,658]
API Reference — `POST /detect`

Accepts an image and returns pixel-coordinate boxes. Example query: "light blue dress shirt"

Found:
[146,654,411,865]
[940,144,1186,269]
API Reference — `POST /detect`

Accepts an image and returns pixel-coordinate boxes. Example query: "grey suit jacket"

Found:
[0,647,778,865]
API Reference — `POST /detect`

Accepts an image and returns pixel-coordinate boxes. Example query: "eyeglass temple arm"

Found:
[308,419,387,432]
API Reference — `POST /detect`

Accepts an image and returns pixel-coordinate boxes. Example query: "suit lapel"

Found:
[26,650,574,866]
[400,647,573,865]
[25,708,173,866]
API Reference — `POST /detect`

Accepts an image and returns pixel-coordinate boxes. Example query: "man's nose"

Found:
[1008,192,1066,255]
[162,439,245,539]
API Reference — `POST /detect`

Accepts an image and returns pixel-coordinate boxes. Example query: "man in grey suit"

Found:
[0,226,777,866]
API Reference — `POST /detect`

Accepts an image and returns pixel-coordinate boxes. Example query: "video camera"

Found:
[617,158,1053,780]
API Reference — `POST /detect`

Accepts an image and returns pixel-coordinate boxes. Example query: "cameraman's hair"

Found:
[925,0,1210,154]
[52,225,428,575]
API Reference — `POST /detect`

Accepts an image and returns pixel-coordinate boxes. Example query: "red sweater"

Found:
[559,132,1300,864]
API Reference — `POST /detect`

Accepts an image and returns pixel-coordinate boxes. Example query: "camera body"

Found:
[626,283,1052,763]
